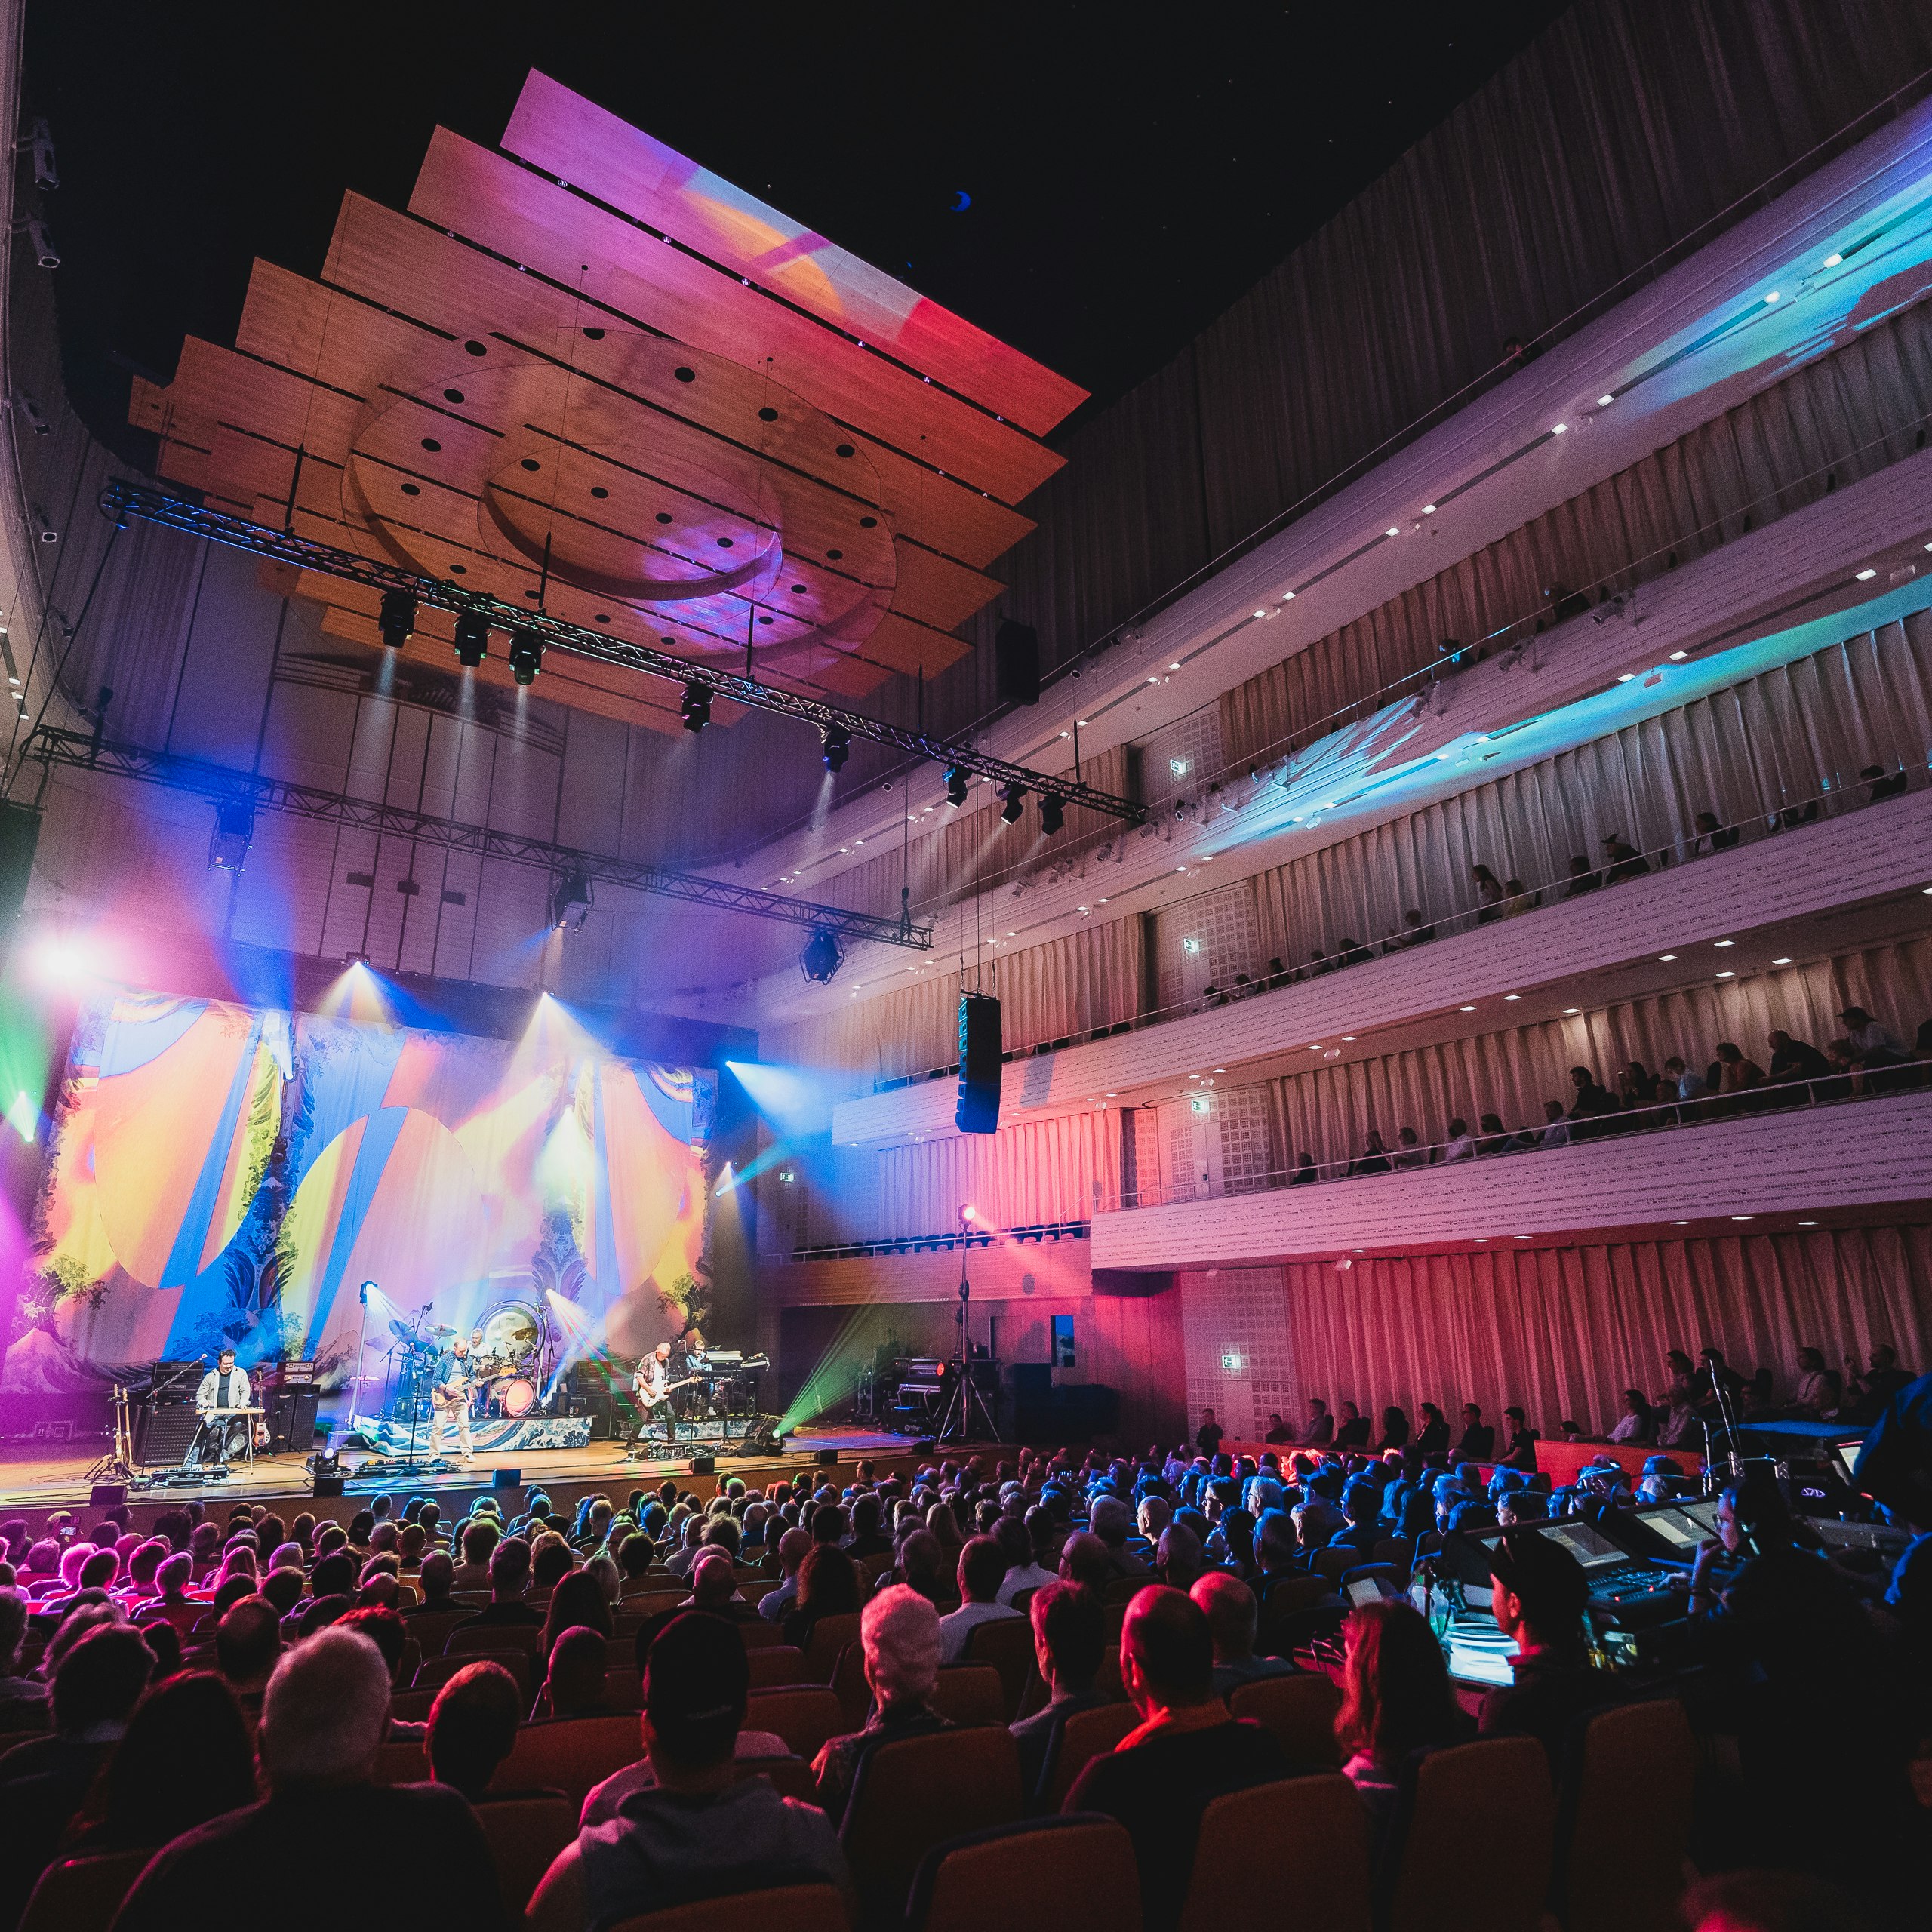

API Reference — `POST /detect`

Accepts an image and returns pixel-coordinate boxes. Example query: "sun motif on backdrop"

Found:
[7,990,711,1392]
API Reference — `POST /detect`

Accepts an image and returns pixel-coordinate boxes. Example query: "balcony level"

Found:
[1088,1088,1932,1270]
[832,779,1932,1149]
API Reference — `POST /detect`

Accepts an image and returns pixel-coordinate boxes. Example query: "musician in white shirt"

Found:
[190,1348,252,1464]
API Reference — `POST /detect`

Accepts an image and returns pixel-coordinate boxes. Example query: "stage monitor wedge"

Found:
[956,992,1001,1134]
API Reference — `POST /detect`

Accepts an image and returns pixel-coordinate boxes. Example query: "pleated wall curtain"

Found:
[1250,609,1932,967]
[875,1106,1122,1239]
[1262,937,1932,1173]
[1220,296,1932,771]
[1277,1227,1932,1446]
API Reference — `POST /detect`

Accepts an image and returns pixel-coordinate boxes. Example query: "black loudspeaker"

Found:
[493,1468,521,1490]
[688,1454,715,1475]
[89,1482,128,1508]
[995,619,1040,706]
[815,1447,841,1466]
[267,1389,321,1454]
[134,1401,202,1467]
[313,1474,346,1497]
[956,992,1001,1134]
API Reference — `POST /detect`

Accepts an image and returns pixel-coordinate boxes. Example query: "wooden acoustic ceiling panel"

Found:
[127,74,1075,724]
[504,71,1088,441]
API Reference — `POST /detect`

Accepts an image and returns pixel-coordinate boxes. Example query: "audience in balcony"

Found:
[1335,1401,1371,1449]
[1564,854,1601,895]
[1451,1403,1496,1463]
[1472,863,1507,922]
[1767,1028,1832,1088]
[1692,810,1740,852]
[1499,1407,1540,1469]
[1416,1402,1451,1454]
[1601,832,1651,882]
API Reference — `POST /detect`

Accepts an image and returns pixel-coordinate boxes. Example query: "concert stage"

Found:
[0,1426,958,1534]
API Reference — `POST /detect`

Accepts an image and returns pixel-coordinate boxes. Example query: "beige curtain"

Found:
[1262,937,1932,1171]
[875,1106,1122,1238]
[1251,609,1932,964]
[1278,1227,1932,1445]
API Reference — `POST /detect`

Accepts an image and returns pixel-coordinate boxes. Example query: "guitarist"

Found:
[632,1340,678,1449]
[432,1334,478,1466]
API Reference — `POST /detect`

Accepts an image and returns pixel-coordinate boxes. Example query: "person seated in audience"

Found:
[1348,1129,1392,1177]
[0,1623,153,1923]
[1617,1060,1660,1111]
[1472,863,1506,922]
[811,1586,952,1824]
[1843,1343,1913,1425]
[115,1627,506,1932]
[72,1669,255,1853]
[937,1534,1023,1660]
[1566,1063,1620,1134]
[1327,1481,1383,1557]
[425,1659,521,1801]
[680,1549,759,1624]
[1008,1579,1106,1799]
[1654,1385,1700,1449]
[1715,1039,1766,1103]
[1393,1124,1428,1167]
[1395,908,1435,947]
[1415,1401,1451,1454]
[1601,831,1649,881]
[1475,1112,1515,1155]
[1787,1346,1843,1420]
[995,1509,1058,1604]
[1068,1588,1291,1930]
[1334,1598,1467,1849]
[1478,1527,1626,1764]
[448,1516,499,1592]
[1607,1389,1656,1444]
[1838,1003,1906,1084]
[895,1527,952,1607]
[1193,1571,1297,1695]
[1767,1027,1832,1092]
[1299,1397,1335,1447]
[1263,1411,1293,1444]
[1501,877,1538,915]
[843,1493,894,1560]
[454,1534,543,1629]
[1452,1402,1495,1463]
[1334,1400,1371,1449]
[1376,1405,1411,1451]
[535,1625,616,1720]
[214,1595,281,1718]
[1155,1521,1207,1590]
[1661,1054,1709,1120]
[1441,1116,1475,1161]
[1692,809,1740,853]
[1289,1150,1319,1185]
[1090,1494,1152,1576]
[1860,761,1909,802]
[528,1611,850,1930]
[1497,1487,1548,1527]
[1338,936,1374,967]
[782,1543,862,1650]
[403,1548,457,1619]
[1498,1406,1539,1469]
[1564,854,1601,895]
[540,1569,614,1665]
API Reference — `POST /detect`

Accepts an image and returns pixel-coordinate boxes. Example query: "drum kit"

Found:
[377,1297,552,1423]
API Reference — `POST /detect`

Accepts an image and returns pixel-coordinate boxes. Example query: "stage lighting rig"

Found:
[944,765,968,807]
[453,611,490,667]
[377,590,415,648]
[507,629,544,685]
[1039,794,1064,836]
[1000,784,1026,825]
[681,679,712,732]
[207,798,254,874]
[820,724,851,773]
[549,869,594,932]
[799,925,844,983]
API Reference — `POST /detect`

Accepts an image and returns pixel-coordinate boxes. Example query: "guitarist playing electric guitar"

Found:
[632,1340,695,1449]
[430,1334,478,1466]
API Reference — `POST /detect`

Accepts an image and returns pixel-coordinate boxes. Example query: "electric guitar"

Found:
[429,1379,472,1414]
[633,1373,703,1410]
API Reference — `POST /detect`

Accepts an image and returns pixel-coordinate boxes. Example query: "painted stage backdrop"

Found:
[5,990,714,1395]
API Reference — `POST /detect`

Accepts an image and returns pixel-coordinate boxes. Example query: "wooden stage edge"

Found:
[0,1429,964,1535]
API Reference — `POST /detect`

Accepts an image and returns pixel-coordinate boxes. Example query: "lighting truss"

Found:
[100,480,1146,825]
[22,725,932,951]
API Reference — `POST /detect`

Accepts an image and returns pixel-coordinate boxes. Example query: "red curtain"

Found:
[1277,1227,1932,1443]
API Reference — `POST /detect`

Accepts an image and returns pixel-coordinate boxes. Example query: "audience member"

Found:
[782,1544,862,1650]
[811,1586,951,1826]
[1009,1578,1106,1799]
[1335,1598,1466,1847]
[1451,1402,1495,1462]
[1192,1572,1297,1695]
[75,1669,254,1851]
[426,1659,522,1801]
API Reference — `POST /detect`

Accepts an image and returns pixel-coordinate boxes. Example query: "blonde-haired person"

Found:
[809,1584,952,1825]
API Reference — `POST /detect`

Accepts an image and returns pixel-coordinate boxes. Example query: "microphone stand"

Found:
[1707,1364,1744,1475]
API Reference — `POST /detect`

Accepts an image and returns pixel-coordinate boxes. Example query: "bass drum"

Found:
[475,1300,543,1371]
[498,1376,537,1417]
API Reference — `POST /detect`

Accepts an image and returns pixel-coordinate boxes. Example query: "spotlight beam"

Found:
[21,724,931,950]
[97,481,1146,826]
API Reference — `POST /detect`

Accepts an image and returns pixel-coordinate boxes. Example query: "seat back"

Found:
[964,1616,1035,1718]
[830,1641,871,1729]
[17,1847,153,1932]
[415,1649,531,1696]
[496,1712,641,1805]
[746,1686,846,1763]
[1038,1701,1140,1813]
[801,1611,863,1684]
[930,1665,1006,1730]
[1383,1738,1555,1932]
[1313,1546,1357,1582]
[374,1736,429,1783]
[907,1814,1140,1932]
[607,1883,850,1932]
[1178,1775,1367,1932]
[475,1793,575,1913]
[448,1620,542,1655]
[842,1726,1024,1926]
[1371,1538,1413,1575]
[1226,1672,1342,1766]
[731,1755,819,1803]
[1555,1700,1697,1932]
[746,1646,808,1687]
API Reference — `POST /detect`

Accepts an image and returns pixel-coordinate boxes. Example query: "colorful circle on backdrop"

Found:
[278,1105,488,1368]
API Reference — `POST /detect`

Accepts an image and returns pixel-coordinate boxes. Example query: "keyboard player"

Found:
[188,1346,254,1466]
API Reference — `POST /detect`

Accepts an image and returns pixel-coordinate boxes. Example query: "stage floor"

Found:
[0,1426,955,1528]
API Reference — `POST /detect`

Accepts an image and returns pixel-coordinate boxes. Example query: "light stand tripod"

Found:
[937,1218,1001,1443]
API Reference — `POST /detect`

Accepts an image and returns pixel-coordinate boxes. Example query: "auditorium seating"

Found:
[15,1847,152,1932]
[1227,1672,1343,1765]
[745,1685,845,1761]
[840,1726,1025,1926]
[906,1814,1142,1932]
[447,1621,541,1656]
[801,1611,863,1684]
[1380,1738,1555,1932]
[475,1792,575,1913]
[1554,1700,1699,1932]
[964,1616,1037,1718]
[416,1649,531,1695]
[928,1663,1007,1728]
[1179,1775,1370,1932]
[1035,1702,1141,1812]
[746,1645,809,1686]
[494,1711,640,1804]
[608,1885,849,1932]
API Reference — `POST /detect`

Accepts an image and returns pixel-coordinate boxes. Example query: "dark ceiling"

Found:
[25,1,1570,466]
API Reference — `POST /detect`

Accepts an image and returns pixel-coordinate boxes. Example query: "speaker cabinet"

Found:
[267,1388,320,1454]
[956,992,1001,1134]
[134,1401,203,1467]
[995,620,1040,706]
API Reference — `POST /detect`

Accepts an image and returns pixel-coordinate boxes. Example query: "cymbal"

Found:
[388,1318,418,1343]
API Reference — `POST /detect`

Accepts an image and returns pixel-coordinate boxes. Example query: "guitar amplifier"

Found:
[134,1401,203,1467]
[267,1388,321,1454]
